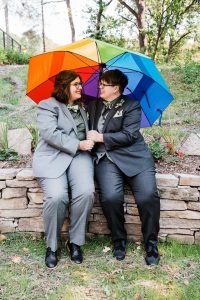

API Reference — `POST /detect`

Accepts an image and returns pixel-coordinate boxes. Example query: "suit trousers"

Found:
[95,156,160,245]
[39,152,95,251]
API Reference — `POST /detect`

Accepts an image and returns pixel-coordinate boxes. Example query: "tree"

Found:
[117,0,147,53]
[84,0,114,40]
[146,0,199,61]
[65,0,75,42]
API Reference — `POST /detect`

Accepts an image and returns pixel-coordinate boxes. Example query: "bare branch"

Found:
[117,0,138,19]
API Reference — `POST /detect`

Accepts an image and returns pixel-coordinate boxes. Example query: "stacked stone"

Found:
[0,169,200,244]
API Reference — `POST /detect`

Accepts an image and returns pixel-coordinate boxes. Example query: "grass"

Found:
[1,233,200,299]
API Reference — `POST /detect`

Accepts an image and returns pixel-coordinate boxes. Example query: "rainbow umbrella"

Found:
[26,38,173,127]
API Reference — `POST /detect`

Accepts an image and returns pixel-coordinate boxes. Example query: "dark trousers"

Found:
[95,156,160,245]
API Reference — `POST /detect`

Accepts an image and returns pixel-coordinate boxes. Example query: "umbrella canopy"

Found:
[26,38,173,127]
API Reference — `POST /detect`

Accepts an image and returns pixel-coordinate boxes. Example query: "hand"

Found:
[79,139,95,151]
[87,130,104,143]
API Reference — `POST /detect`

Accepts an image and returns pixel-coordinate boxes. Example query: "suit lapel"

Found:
[59,102,78,134]
[94,99,104,130]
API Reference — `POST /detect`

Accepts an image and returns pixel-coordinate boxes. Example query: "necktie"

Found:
[97,104,111,133]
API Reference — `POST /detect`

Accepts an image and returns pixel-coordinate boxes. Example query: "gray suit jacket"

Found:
[32,97,90,178]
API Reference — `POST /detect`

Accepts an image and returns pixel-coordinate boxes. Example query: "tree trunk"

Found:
[41,0,46,52]
[65,0,75,42]
[135,0,146,53]
[96,0,104,39]
[118,0,146,53]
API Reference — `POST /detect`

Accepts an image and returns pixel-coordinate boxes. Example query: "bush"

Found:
[0,49,8,64]
[149,140,169,161]
[0,48,30,64]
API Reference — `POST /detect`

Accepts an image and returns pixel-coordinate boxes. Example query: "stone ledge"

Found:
[0,168,200,244]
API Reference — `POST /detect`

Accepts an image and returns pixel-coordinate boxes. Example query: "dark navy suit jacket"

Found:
[88,96,155,177]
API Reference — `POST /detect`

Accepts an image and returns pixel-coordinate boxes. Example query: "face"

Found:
[68,77,82,103]
[99,80,120,102]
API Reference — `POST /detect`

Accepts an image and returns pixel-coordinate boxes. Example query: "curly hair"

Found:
[51,70,82,103]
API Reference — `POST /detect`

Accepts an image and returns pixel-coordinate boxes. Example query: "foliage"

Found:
[149,140,169,161]
[0,48,30,64]
[25,124,39,151]
[0,148,19,161]
[181,61,200,95]
[146,0,199,61]
[0,123,19,161]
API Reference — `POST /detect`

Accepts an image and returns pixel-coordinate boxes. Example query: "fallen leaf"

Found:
[0,234,7,241]
[11,255,21,264]
[102,246,111,253]
[23,247,29,254]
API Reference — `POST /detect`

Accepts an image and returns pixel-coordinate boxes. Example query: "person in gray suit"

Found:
[32,70,95,268]
[87,69,160,265]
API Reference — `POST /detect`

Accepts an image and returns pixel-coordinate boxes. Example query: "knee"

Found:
[80,186,95,202]
[44,190,69,207]
[137,188,160,207]
[101,191,123,205]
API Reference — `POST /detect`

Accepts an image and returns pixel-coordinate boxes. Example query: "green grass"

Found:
[1,233,200,299]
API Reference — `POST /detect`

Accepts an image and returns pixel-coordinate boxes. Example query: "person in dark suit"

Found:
[33,70,95,268]
[87,69,160,265]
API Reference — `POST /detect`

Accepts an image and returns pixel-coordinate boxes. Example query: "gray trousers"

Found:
[39,153,95,251]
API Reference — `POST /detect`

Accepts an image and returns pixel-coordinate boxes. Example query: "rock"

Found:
[160,199,187,210]
[0,198,28,209]
[8,128,32,155]
[0,169,19,180]
[179,133,200,155]
[16,169,35,181]
[27,193,43,204]
[156,174,178,187]
[0,208,42,218]
[6,179,39,188]
[0,181,6,190]
[0,218,18,233]
[2,187,27,199]
[167,234,194,244]
[176,174,200,186]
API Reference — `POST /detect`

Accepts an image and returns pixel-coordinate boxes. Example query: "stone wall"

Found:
[0,168,200,244]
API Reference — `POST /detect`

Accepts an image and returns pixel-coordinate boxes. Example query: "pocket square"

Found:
[113,110,123,118]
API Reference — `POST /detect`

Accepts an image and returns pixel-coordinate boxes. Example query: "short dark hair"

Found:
[100,69,128,93]
[51,70,81,103]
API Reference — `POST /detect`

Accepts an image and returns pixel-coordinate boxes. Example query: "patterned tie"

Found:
[67,104,79,113]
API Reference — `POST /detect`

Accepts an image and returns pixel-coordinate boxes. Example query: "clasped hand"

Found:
[79,131,103,151]
[87,130,103,143]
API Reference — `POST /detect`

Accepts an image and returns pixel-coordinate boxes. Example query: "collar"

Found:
[102,95,121,110]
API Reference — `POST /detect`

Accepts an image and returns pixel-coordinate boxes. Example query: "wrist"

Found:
[98,133,104,143]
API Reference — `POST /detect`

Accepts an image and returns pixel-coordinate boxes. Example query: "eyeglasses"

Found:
[98,83,115,88]
[71,82,83,88]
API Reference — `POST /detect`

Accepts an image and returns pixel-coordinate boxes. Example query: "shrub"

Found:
[149,140,169,161]
[0,48,30,64]
[0,123,19,161]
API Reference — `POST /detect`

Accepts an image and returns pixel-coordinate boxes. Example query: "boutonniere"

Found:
[114,99,125,109]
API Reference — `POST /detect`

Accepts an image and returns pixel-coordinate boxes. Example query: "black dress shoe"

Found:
[45,247,58,269]
[145,240,160,265]
[113,239,126,261]
[67,241,83,264]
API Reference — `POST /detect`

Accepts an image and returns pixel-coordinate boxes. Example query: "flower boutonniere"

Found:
[114,99,125,109]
